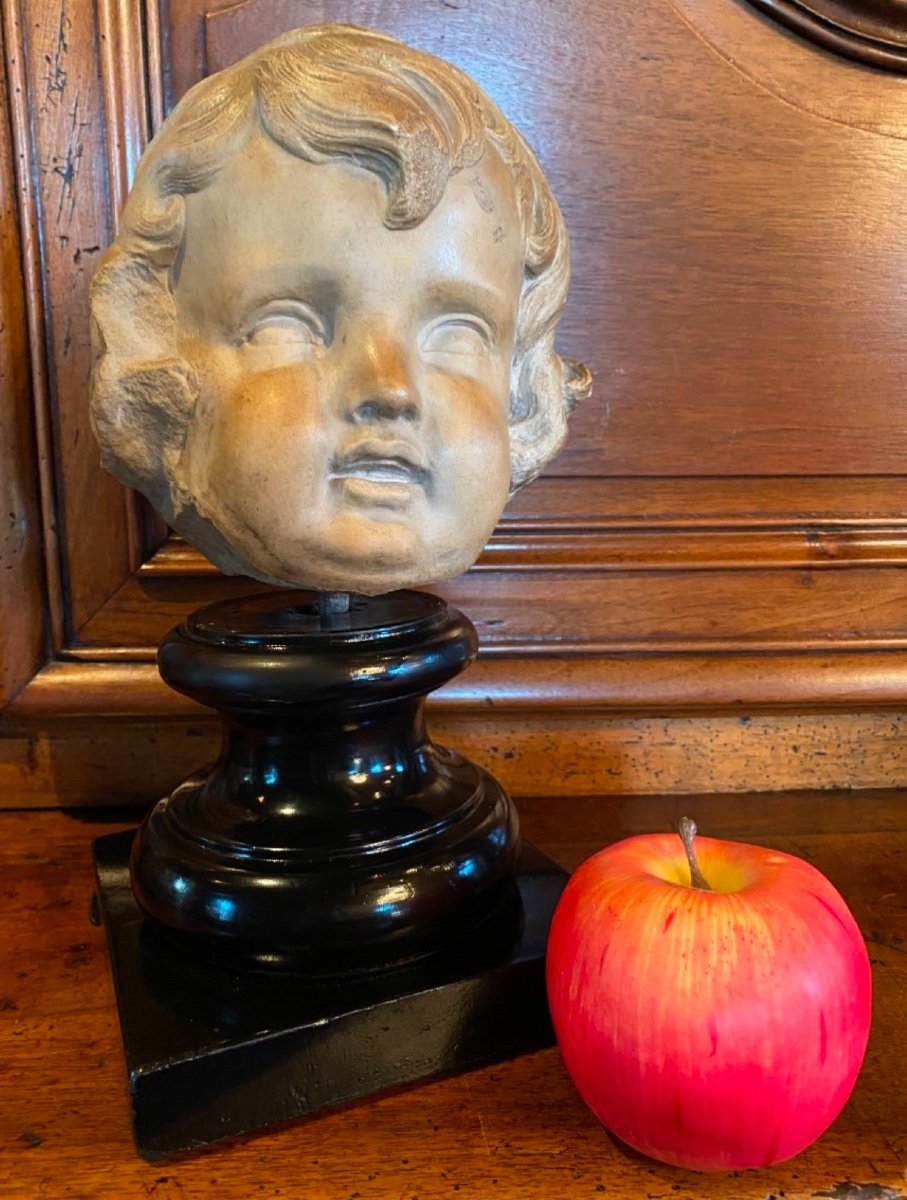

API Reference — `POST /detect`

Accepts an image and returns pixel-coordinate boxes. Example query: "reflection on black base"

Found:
[129,590,523,975]
[93,831,567,1161]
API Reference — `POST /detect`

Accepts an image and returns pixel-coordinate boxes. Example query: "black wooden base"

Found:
[93,830,567,1161]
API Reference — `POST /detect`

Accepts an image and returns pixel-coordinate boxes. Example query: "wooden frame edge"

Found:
[5,650,907,724]
[1,0,65,652]
[142,524,907,577]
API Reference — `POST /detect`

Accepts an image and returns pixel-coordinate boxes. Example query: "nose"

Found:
[343,323,421,426]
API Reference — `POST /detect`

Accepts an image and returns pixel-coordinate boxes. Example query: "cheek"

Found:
[188,363,332,490]
[434,375,512,494]
[434,374,518,525]
[464,420,511,497]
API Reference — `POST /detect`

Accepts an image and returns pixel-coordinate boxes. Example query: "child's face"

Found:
[170,133,524,593]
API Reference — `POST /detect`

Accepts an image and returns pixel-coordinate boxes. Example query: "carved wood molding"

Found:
[744,0,907,72]
[96,0,149,225]
[6,0,907,731]
[0,24,44,708]
[7,649,907,725]
[670,0,907,139]
[1,0,65,652]
[0,0,148,645]
[62,481,907,661]
[96,0,167,569]
[141,523,907,576]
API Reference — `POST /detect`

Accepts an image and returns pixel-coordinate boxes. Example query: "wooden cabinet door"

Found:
[4,0,907,805]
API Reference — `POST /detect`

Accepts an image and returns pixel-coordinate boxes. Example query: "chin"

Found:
[244,532,485,596]
[174,499,489,595]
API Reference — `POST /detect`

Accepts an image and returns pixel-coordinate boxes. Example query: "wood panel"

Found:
[1,798,904,1196]
[3,0,141,640]
[165,0,907,476]
[672,0,907,137]
[0,37,44,708]
[5,0,907,803]
[63,472,907,657]
[67,559,907,653]
[5,710,907,808]
[742,0,907,73]
[12,649,907,719]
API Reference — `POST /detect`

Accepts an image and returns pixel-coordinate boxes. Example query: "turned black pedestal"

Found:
[92,589,567,1157]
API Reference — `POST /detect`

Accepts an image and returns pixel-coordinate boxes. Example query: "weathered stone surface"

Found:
[90,24,589,594]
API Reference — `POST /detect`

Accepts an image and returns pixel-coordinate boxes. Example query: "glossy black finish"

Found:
[130,590,520,972]
[94,831,568,1160]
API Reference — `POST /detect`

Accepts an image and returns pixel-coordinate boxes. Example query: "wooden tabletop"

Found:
[2,792,905,1200]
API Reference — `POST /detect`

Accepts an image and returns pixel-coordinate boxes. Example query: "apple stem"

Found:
[679,817,712,891]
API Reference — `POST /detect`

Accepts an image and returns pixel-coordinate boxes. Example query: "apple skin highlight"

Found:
[546,831,872,1171]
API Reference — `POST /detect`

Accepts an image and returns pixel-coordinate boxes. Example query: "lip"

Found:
[330,440,431,489]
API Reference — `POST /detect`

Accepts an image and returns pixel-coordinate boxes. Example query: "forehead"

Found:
[174,133,524,328]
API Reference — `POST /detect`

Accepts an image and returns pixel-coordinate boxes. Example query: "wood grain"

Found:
[69,560,907,653]
[96,0,150,223]
[66,0,907,709]
[742,0,907,73]
[0,37,44,708]
[672,0,907,138]
[16,645,907,717]
[9,0,134,635]
[5,706,907,808]
[1,0,64,653]
[7,0,907,805]
[95,0,169,569]
[0,796,904,1199]
[144,524,907,575]
[186,0,907,477]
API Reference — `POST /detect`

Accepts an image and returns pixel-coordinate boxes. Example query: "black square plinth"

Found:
[92,832,568,1160]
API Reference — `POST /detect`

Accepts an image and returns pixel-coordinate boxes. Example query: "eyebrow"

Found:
[225,268,341,330]
[421,278,517,335]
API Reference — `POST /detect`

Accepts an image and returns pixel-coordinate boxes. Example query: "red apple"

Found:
[546,820,872,1171]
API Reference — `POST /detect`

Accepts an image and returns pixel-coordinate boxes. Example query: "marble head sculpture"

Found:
[90,25,590,594]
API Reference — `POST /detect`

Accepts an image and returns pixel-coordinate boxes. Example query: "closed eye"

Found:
[242,300,328,353]
[420,315,494,358]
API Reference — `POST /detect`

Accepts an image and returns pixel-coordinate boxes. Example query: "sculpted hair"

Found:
[90,24,590,517]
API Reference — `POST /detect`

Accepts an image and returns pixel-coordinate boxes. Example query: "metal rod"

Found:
[317,591,351,624]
